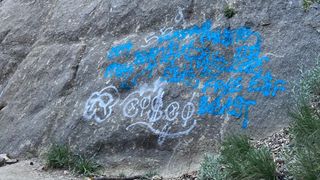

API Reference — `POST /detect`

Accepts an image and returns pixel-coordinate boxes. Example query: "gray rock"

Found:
[0,154,9,161]
[0,157,5,167]
[0,0,319,177]
[0,154,18,165]
[5,158,18,165]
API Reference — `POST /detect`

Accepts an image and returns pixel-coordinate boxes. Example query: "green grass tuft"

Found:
[288,104,320,179]
[288,57,320,179]
[118,173,126,178]
[46,144,73,169]
[220,135,252,161]
[46,144,100,176]
[296,60,320,103]
[198,154,226,180]
[224,6,236,19]
[303,0,320,10]
[288,146,320,179]
[139,171,159,179]
[219,135,276,180]
[289,104,320,145]
[244,147,277,180]
[71,154,100,176]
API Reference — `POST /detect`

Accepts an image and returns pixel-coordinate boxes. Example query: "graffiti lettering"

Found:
[104,20,286,128]
[83,80,197,145]
[83,85,119,123]
[83,9,286,145]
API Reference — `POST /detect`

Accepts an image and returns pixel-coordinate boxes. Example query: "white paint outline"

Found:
[83,85,120,123]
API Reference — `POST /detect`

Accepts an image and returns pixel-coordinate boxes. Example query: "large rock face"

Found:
[0,0,319,177]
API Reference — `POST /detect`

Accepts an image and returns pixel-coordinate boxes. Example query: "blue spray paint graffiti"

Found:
[104,20,286,128]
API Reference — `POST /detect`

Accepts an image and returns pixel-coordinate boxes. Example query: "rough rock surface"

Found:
[0,0,319,177]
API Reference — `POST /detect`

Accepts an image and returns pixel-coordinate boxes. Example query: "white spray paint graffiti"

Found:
[83,79,198,145]
[174,6,187,28]
[83,85,120,123]
[141,6,186,48]
[123,80,198,145]
[84,7,196,144]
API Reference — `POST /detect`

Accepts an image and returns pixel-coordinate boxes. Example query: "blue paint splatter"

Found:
[104,63,134,79]
[107,41,133,59]
[104,20,286,128]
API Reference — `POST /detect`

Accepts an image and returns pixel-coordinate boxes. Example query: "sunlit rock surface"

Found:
[0,0,319,177]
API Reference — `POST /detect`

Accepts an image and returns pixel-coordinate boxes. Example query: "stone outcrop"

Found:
[0,0,319,177]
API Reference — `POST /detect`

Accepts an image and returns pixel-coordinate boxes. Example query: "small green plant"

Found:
[287,56,320,179]
[220,135,276,180]
[220,135,252,162]
[289,104,320,145]
[288,103,320,179]
[220,135,253,178]
[71,154,100,176]
[140,171,158,179]
[244,147,277,180]
[198,154,226,180]
[288,146,320,179]
[224,6,236,19]
[46,144,73,169]
[295,59,320,103]
[303,0,320,10]
[46,144,100,176]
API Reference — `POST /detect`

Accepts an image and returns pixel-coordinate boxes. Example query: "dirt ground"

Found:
[0,159,82,180]
[0,158,195,180]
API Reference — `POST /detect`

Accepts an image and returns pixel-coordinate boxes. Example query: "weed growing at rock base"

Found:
[118,173,126,178]
[199,135,276,180]
[198,154,226,180]
[220,135,276,180]
[71,154,100,176]
[46,144,100,176]
[135,171,159,180]
[295,59,320,103]
[46,144,72,169]
[287,57,320,179]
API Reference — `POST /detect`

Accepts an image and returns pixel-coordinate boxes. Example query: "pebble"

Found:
[253,128,292,180]
[0,157,5,167]
[0,154,18,165]
[152,175,163,180]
